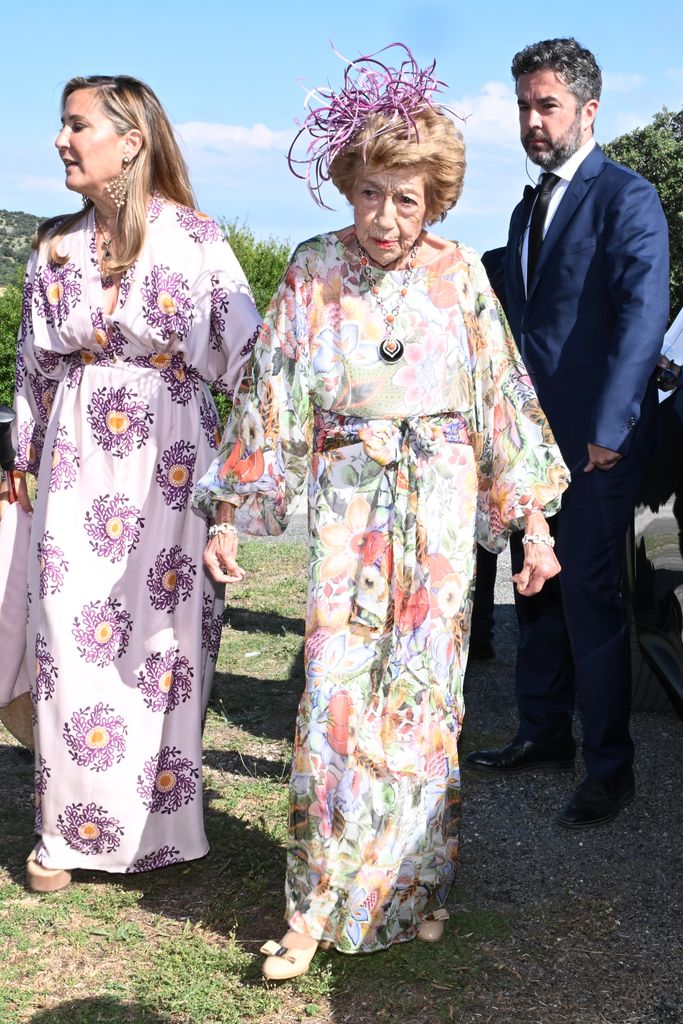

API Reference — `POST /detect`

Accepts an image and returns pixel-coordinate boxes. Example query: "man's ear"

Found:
[582,98,599,136]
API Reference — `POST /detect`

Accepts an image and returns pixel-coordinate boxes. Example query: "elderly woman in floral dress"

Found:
[195,46,569,978]
[0,75,260,891]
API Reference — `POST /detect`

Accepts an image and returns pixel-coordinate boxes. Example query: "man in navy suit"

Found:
[466,38,670,828]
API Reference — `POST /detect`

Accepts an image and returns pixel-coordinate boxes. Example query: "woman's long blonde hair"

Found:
[38,75,196,273]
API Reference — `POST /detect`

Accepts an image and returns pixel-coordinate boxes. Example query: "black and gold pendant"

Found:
[378,337,404,363]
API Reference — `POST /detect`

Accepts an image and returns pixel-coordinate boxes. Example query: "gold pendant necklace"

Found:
[94,211,116,262]
[94,211,117,288]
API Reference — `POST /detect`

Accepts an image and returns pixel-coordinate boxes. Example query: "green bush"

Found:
[213,221,291,422]
[0,273,22,407]
[221,219,291,316]
[604,108,683,321]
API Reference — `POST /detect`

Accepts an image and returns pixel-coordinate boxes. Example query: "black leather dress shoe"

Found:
[557,768,635,829]
[465,738,575,774]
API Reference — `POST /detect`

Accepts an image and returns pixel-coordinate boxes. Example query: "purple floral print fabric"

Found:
[8,197,260,872]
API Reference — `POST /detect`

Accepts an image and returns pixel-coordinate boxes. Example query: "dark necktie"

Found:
[527,172,560,282]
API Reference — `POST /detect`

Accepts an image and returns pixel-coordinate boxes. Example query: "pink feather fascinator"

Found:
[288,42,458,209]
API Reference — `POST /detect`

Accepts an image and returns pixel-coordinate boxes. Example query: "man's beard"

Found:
[523,114,583,170]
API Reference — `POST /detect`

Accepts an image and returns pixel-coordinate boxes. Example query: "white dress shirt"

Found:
[521,137,596,293]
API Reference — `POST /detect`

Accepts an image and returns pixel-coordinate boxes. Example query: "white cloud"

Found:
[602,72,645,93]
[611,110,649,135]
[175,122,290,152]
[446,81,519,148]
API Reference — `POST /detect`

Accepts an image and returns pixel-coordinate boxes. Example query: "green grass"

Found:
[0,539,511,1024]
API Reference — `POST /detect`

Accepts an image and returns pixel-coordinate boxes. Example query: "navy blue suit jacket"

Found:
[503,145,670,470]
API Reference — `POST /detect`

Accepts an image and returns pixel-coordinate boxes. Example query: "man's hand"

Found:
[584,443,622,473]
[656,354,679,392]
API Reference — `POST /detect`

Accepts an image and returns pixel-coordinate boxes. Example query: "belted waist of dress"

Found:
[78,347,192,377]
[312,411,472,640]
[314,413,470,465]
[137,352,190,374]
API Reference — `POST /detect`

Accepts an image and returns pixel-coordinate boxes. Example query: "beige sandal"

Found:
[26,848,71,893]
[260,938,318,980]
[417,908,449,942]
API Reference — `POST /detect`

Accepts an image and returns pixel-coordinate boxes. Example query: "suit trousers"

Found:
[471,545,498,646]
[510,455,643,778]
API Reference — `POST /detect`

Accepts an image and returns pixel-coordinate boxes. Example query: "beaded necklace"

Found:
[358,240,420,363]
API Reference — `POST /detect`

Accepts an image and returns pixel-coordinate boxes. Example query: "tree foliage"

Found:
[221,220,291,316]
[212,221,290,421]
[0,274,22,407]
[603,108,683,322]
[0,209,43,287]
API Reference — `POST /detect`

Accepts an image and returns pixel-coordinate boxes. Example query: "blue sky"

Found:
[1,0,681,255]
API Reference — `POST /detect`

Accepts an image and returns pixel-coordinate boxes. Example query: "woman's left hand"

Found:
[512,512,560,596]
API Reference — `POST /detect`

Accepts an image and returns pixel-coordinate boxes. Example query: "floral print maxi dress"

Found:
[194,231,568,950]
[12,199,260,872]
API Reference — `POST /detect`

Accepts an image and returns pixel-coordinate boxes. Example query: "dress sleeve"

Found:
[199,238,262,399]
[467,253,569,553]
[12,250,69,476]
[192,251,312,535]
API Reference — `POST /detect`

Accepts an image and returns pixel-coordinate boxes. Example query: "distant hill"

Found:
[0,209,46,287]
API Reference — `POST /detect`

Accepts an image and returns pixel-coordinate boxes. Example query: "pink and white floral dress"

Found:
[12,198,260,872]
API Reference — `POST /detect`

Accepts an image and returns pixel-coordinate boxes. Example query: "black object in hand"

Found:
[656,365,678,389]
[0,405,16,470]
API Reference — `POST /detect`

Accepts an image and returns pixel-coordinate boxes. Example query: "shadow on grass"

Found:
[223,605,304,637]
[0,737,287,941]
[210,610,305,742]
[25,996,175,1024]
[209,670,302,742]
[202,748,290,780]
[132,798,289,945]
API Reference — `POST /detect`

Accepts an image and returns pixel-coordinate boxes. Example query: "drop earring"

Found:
[105,156,130,209]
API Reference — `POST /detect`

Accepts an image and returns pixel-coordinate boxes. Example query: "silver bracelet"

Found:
[208,522,238,539]
[522,533,555,548]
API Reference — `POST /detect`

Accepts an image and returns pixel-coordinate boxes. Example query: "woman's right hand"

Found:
[202,503,246,585]
[0,471,33,521]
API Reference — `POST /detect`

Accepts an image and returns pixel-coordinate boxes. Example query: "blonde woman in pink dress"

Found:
[195,47,569,978]
[0,75,260,891]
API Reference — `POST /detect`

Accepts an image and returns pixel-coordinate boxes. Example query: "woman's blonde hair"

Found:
[329,106,466,224]
[38,75,196,273]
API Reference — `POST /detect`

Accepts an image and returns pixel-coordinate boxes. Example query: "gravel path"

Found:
[459,548,683,1023]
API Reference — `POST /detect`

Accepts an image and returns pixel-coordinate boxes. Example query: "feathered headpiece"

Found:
[288,42,453,208]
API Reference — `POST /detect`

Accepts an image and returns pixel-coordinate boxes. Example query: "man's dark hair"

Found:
[511,37,602,107]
